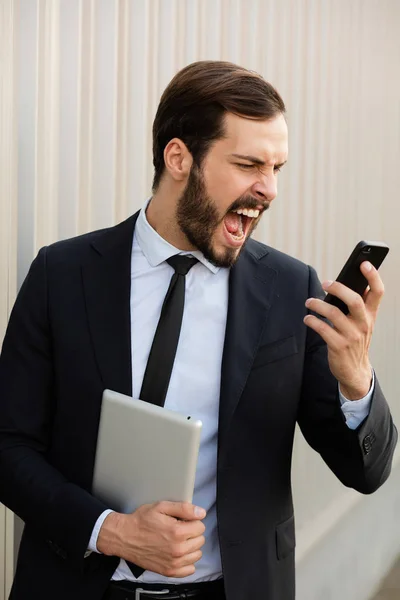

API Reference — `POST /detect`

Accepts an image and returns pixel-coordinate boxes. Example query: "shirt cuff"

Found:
[339,370,375,430]
[85,509,115,557]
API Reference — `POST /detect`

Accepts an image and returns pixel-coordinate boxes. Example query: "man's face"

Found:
[176,112,288,268]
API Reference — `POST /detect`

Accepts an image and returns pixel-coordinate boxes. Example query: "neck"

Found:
[146,185,195,251]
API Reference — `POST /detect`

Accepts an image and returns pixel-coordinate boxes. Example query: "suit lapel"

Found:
[218,241,278,457]
[82,212,139,396]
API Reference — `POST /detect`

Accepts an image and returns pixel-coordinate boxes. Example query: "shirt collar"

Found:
[134,198,220,274]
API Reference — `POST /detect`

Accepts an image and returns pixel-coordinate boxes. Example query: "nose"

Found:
[250,173,277,203]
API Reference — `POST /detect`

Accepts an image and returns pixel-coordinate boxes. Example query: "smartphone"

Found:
[324,240,389,314]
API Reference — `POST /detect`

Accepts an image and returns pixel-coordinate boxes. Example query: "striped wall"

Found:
[1,1,400,598]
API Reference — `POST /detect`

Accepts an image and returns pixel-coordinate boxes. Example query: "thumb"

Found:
[158,501,206,520]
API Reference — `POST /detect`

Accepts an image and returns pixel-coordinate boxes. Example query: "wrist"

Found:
[339,368,372,401]
[97,511,126,556]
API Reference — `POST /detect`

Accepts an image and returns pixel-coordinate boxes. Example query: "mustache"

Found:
[228,196,270,213]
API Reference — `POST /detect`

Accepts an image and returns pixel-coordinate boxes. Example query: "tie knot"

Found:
[167,255,198,276]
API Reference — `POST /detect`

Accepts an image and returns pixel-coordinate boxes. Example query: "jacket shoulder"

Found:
[42,214,138,269]
[247,238,310,276]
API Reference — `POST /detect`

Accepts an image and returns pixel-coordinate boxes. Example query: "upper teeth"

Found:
[234,208,260,218]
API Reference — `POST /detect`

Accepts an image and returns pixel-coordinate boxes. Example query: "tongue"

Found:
[224,212,241,234]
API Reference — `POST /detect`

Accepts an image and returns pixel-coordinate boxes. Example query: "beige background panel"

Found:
[0,1,18,598]
[1,1,400,598]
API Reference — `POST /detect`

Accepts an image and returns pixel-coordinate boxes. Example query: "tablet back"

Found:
[92,389,202,513]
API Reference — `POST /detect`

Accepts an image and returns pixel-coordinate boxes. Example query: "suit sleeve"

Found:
[0,248,110,570]
[297,266,397,494]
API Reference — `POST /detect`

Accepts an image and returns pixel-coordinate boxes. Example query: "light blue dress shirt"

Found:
[88,202,373,582]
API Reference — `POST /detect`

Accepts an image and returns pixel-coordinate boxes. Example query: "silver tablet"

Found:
[92,389,202,514]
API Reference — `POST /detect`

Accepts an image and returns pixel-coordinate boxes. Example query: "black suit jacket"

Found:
[0,213,397,600]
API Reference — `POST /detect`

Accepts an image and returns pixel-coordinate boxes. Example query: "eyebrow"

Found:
[230,153,287,168]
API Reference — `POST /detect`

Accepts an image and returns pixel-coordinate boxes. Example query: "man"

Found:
[0,61,397,600]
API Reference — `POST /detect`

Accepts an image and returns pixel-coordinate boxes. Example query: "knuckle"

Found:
[350,330,360,344]
[165,558,180,573]
[338,339,350,352]
[172,524,184,541]
[346,298,357,311]
[356,328,365,341]
[172,557,182,569]
[171,544,185,559]
[353,295,364,309]
[347,330,360,344]
[163,566,177,578]
[193,551,202,563]
[193,521,206,536]
[327,305,341,321]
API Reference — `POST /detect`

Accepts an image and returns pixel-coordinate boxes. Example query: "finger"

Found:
[175,519,206,540]
[305,297,350,333]
[321,280,366,321]
[182,536,206,555]
[163,550,203,578]
[157,501,206,521]
[164,564,197,578]
[187,534,206,552]
[361,261,385,313]
[174,535,206,557]
[177,549,203,567]
[303,314,343,349]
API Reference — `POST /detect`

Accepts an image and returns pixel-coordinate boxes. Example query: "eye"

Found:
[274,165,282,173]
[236,163,254,170]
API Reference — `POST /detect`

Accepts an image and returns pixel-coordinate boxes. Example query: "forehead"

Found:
[213,112,288,162]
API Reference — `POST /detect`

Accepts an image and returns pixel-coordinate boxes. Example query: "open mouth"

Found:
[223,207,262,247]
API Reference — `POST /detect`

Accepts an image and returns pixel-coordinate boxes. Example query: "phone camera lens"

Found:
[363,247,371,254]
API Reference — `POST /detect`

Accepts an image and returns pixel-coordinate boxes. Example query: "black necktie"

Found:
[140,254,198,407]
[126,255,198,578]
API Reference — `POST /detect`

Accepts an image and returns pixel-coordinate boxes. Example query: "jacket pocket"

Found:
[253,335,298,369]
[276,514,295,560]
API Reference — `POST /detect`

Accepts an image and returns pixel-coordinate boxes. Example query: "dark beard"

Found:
[176,165,262,268]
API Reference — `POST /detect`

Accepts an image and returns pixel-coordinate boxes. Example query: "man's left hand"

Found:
[303,261,384,400]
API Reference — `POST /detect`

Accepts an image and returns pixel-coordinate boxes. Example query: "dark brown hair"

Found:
[152,60,286,191]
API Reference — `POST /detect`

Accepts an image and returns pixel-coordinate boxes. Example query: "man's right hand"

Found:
[97,501,206,577]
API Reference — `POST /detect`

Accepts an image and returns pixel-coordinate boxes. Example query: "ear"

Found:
[163,138,193,183]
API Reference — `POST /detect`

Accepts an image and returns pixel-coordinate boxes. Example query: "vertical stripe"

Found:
[76,0,95,234]
[58,0,80,240]
[34,0,60,251]
[0,0,17,333]
[114,0,131,224]
[0,2,18,594]
[129,0,152,206]
[91,0,116,230]
[17,0,38,286]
